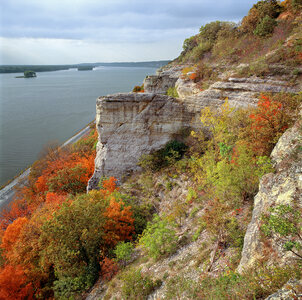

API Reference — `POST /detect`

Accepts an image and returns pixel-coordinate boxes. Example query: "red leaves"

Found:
[35,150,95,196]
[100,257,119,281]
[0,265,34,300]
[247,94,287,156]
[0,199,29,232]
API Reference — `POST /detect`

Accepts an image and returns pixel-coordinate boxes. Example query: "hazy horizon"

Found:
[0,60,171,66]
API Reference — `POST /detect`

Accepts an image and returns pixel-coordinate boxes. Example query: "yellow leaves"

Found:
[182,66,194,75]
[190,130,197,137]
[199,99,236,146]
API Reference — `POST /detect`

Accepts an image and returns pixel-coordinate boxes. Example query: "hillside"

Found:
[0,1,301,299]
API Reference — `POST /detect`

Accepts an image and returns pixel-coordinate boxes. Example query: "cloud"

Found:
[0,37,183,64]
[0,0,257,64]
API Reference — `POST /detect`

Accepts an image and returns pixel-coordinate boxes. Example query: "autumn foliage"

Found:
[0,129,135,298]
[247,95,288,156]
[103,198,135,247]
[1,217,28,253]
[100,257,119,281]
[0,265,34,300]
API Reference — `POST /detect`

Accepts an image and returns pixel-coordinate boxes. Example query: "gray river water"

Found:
[0,67,156,187]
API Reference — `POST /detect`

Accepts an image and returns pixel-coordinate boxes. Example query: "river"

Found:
[0,67,156,187]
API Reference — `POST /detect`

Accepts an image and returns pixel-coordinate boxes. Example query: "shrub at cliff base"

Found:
[139,215,178,260]
[138,140,187,172]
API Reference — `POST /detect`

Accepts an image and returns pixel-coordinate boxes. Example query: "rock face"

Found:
[265,279,302,300]
[143,67,182,94]
[89,66,300,190]
[87,93,193,190]
[237,115,302,273]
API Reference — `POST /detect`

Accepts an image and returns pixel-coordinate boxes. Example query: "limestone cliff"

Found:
[143,66,182,94]
[238,112,302,273]
[87,93,194,190]
[88,68,299,190]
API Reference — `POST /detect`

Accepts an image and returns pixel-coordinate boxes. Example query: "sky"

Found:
[0,0,257,65]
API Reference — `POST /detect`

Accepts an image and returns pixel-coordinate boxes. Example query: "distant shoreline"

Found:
[0,60,170,74]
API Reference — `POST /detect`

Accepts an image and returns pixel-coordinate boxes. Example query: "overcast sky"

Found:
[0,0,257,65]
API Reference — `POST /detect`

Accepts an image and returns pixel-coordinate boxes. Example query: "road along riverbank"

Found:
[0,122,94,210]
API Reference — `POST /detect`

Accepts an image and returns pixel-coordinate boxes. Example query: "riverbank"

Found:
[0,121,94,211]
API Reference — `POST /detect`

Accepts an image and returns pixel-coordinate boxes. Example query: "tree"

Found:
[39,192,108,280]
[247,95,287,156]
[0,265,34,300]
[24,71,36,78]
[1,217,28,253]
[254,16,277,37]
[241,0,281,34]
[103,198,135,247]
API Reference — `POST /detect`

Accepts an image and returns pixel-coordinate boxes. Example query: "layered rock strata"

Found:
[89,68,300,189]
[87,93,194,190]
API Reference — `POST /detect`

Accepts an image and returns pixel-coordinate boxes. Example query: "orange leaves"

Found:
[247,95,287,156]
[100,177,119,196]
[188,72,197,80]
[0,199,29,232]
[0,265,34,300]
[100,257,119,281]
[0,129,98,299]
[2,217,28,253]
[34,150,95,196]
[103,198,134,247]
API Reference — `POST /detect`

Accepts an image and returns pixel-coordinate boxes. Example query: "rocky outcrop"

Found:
[175,78,201,98]
[143,66,182,94]
[265,279,302,300]
[87,93,194,190]
[89,66,301,190]
[237,114,302,273]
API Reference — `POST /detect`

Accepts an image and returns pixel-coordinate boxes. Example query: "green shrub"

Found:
[191,41,212,60]
[199,21,233,43]
[53,269,96,299]
[261,204,302,259]
[114,242,134,262]
[254,16,278,37]
[182,35,198,53]
[166,87,179,98]
[139,215,177,260]
[121,268,161,299]
[138,140,187,172]
[226,217,245,250]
